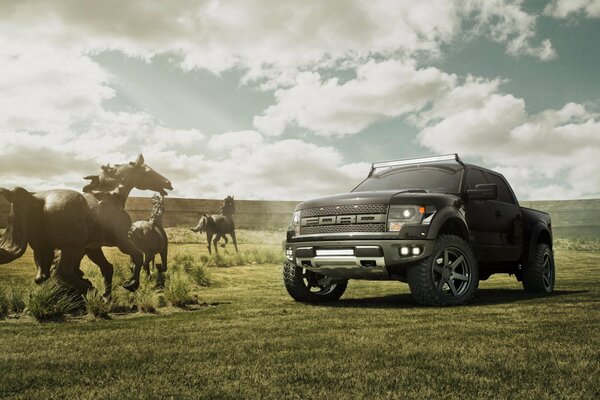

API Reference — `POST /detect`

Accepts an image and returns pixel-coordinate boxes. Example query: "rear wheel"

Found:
[522,243,555,293]
[407,235,479,306]
[283,261,347,303]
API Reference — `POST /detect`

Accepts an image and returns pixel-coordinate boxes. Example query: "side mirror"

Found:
[466,183,497,201]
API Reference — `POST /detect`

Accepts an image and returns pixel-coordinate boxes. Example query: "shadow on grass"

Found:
[325,289,588,309]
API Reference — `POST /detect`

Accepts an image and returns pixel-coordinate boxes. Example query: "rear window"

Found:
[353,166,462,193]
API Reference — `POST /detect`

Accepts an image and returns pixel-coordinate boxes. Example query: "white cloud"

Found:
[254,60,456,137]
[170,138,370,200]
[0,47,114,134]
[544,0,600,18]
[417,90,600,199]
[464,0,556,60]
[208,131,264,152]
[0,0,555,87]
[1,0,591,202]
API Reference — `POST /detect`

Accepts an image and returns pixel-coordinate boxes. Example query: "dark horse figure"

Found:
[0,154,172,297]
[190,195,238,255]
[128,194,168,276]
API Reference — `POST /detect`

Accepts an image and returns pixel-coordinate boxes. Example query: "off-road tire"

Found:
[522,243,555,293]
[283,260,347,303]
[407,235,479,306]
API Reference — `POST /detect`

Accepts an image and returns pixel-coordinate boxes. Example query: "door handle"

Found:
[495,210,502,219]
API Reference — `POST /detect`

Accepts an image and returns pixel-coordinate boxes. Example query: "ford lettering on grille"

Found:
[299,204,388,235]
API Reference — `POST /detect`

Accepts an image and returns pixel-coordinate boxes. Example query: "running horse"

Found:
[190,195,238,255]
[0,154,172,297]
[128,194,168,276]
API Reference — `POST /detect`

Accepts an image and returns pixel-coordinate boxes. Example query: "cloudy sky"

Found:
[1,0,599,201]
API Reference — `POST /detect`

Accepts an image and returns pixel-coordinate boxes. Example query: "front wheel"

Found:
[283,261,347,303]
[407,235,479,306]
[522,243,555,293]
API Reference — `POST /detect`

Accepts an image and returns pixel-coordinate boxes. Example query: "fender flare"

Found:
[426,207,470,243]
[527,222,553,263]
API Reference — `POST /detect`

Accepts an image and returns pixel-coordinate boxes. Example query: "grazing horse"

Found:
[0,154,172,297]
[190,195,238,255]
[128,194,168,276]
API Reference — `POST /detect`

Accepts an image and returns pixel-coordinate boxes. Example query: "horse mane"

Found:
[82,163,134,194]
[220,195,235,216]
[149,195,164,226]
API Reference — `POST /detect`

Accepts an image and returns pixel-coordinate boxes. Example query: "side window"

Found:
[466,169,489,190]
[486,173,516,204]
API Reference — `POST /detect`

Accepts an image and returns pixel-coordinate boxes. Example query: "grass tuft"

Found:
[84,289,110,319]
[189,263,212,287]
[164,270,196,307]
[172,254,197,272]
[25,280,82,322]
[132,281,158,313]
[108,287,133,314]
[6,286,27,313]
[0,288,8,318]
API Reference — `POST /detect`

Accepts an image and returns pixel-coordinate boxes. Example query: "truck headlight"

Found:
[291,210,301,236]
[387,205,435,232]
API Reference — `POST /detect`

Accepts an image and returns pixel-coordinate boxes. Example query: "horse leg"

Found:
[119,241,144,292]
[33,247,54,284]
[213,235,222,255]
[86,248,114,299]
[158,246,167,273]
[54,249,91,295]
[220,235,228,248]
[143,253,151,277]
[206,232,213,255]
[230,230,239,253]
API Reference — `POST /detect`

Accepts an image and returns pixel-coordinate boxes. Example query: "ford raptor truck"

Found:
[283,154,555,306]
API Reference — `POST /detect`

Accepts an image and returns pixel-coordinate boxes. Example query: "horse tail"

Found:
[190,218,202,233]
[0,187,33,264]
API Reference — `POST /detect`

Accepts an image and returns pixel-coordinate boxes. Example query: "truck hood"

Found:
[296,190,459,210]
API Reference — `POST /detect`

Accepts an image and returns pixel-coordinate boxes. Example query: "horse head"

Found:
[112,154,173,196]
[221,195,235,215]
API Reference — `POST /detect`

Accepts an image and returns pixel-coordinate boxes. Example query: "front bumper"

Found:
[285,239,435,280]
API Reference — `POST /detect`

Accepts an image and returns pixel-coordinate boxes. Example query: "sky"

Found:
[0,0,599,201]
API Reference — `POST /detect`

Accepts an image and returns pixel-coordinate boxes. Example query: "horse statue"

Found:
[128,194,168,277]
[190,195,238,255]
[82,164,119,193]
[0,154,172,298]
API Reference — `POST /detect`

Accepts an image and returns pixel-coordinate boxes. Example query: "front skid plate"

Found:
[290,239,435,280]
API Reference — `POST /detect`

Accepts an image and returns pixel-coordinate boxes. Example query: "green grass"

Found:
[84,289,110,319]
[164,270,196,308]
[0,238,598,398]
[25,279,83,322]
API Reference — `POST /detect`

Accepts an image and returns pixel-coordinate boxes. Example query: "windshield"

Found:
[353,166,462,193]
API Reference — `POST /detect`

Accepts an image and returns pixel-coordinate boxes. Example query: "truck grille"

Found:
[299,204,388,235]
[301,204,388,217]
[300,224,386,235]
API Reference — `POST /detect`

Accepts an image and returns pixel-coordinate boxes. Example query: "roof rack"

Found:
[369,154,464,177]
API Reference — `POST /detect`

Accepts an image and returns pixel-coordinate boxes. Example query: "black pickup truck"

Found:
[283,154,554,306]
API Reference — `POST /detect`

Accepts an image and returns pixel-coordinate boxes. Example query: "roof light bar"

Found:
[369,154,464,176]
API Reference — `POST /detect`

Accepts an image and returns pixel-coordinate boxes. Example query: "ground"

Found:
[0,230,598,399]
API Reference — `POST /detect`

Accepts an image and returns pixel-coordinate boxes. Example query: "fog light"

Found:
[412,247,421,255]
[400,246,410,256]
[286,248,293,261]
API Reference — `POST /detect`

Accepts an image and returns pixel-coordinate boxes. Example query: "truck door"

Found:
[463,168,499,261]
[484,172,523,261]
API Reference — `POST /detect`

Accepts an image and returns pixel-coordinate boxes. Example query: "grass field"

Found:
[0,230,598,399]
